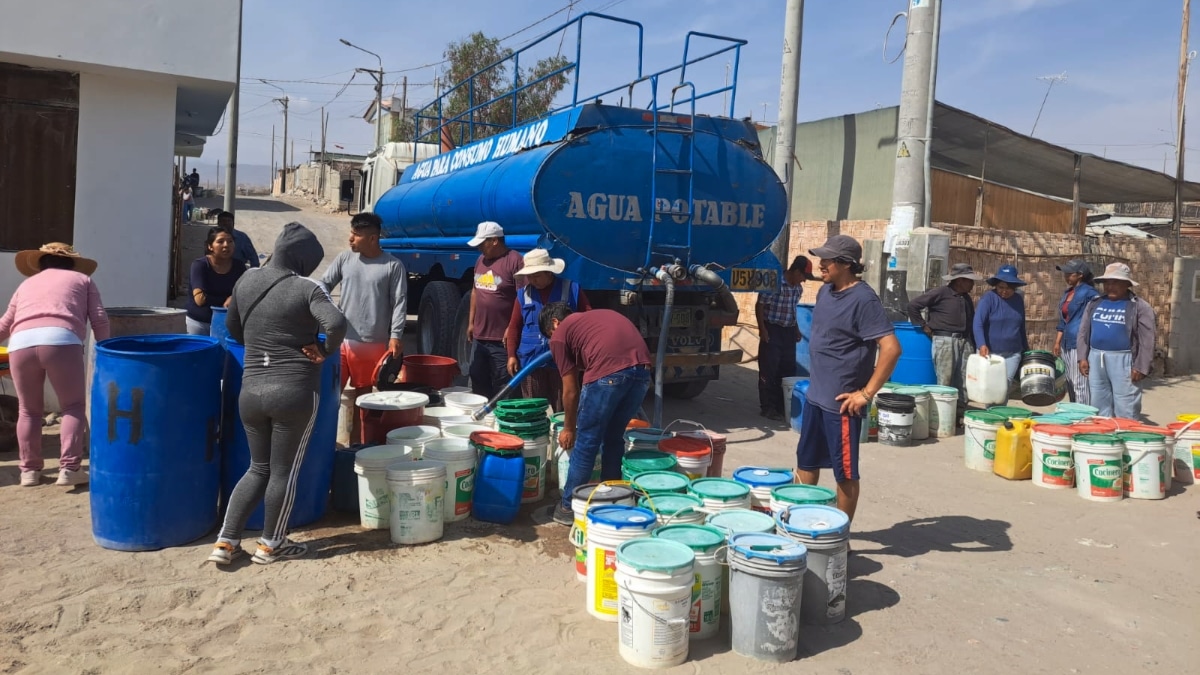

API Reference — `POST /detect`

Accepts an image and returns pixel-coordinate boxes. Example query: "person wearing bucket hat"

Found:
[0,243,109,487]
[972,264,1029,387]
[504,249,592,410]
[907,263,983,407]
[796,235,900,523]
[466,221,525,400]
[1076,262,1155,420]
[1053,259,1099,404]
[755,255,819,421]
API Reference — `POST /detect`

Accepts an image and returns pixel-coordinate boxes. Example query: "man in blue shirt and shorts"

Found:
[796,235,901,524]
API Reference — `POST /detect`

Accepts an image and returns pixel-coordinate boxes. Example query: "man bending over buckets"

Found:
[539,302,652,525]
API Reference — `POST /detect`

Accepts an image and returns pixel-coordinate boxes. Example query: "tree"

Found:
[420,32,571,146]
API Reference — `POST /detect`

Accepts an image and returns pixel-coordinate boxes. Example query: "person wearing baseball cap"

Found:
[1076,262,1156,419]
[466,221,525,399]
[972,264,1029,388]
[1053,259,1099,404]
[795,235,900,524]
[907,263,984,410]
[504,249,592,410]
[755,255,819,421]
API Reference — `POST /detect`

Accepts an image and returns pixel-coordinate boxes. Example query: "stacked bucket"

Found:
[493,398,552,504]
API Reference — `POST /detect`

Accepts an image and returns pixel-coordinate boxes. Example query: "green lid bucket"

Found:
[639,493,704,516]
[496,418,551,439]
[495,398,549,411]
[987,406,1033,419]
[895,386,931,398]
[652,523,726,552]
[1072,433,1121,446]
[689,478,751,502]
[1116,431,1167,444]
[770,484,836,507]
[616,538,696,574]
[964,410,1007,426]
[621,450,678,480]
[1056,402,1099,416]
[630,471,691,495]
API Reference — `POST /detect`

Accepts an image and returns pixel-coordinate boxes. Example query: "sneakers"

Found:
[206,542,245,565]
[19,471,40,487]
[55,468,89,486]
[251,539,309,565]
[552,505,574,526]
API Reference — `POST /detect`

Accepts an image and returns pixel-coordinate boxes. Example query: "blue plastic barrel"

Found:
[332,447,362,513]
[220,339,341,530]
[789,379,812,432]
[891,322,937,385]
[209,307,231,345]
[473,450,525,524]
[90,335,224,551]
[794,303,814,377]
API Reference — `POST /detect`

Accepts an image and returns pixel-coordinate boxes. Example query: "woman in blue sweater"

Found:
[1052,259,1099,404]
[973,265,1029,387]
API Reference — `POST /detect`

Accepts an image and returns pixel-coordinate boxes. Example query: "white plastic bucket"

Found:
[385,425,441,454]
[1072,434,1124,503]
[558,448,602,492]
[386,460,446,545]
[571,484,638,583]
[652,524,726,642]
[353,445,417,529]
[781,376,806,421]
[422,438,477,521]
[615,539,694,668]
[1119,433,1169,500]
[421,406,461,427]
[443,391,488,412]
[897,388,931,441]
[521,437,550,504]
[689,478,752,514]
[964,411,1005,473]
[775,505,850,625]
[438,386,472,397]
[1031,426,1075,489]
[1171,424,1200,485]
[442,423,493,440]
[732,466,794,514]
[925,385,959,438]
[675,453,712,480]
[586,506,658,622]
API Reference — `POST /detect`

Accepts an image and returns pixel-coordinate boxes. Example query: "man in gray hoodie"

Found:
[207,222,347,566]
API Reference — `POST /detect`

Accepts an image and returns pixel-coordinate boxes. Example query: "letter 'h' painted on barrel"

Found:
[107,381,144,445]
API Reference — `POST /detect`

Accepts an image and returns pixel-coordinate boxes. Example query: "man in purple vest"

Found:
[504,249,591,411]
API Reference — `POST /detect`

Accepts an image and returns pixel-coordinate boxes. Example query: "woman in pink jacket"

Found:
[0,243,110,487]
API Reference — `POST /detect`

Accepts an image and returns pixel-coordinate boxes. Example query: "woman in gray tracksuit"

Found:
[207,222,347,566]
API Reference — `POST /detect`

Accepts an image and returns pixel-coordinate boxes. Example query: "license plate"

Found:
[670,309,691,328]
[730,267,778,291]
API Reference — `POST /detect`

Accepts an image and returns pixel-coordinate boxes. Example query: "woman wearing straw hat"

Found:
[972,265,1029,388]
[0,243,110,487]
[1053,259,1100,404]
[1076,262,1156,420]
[504,249,590,410]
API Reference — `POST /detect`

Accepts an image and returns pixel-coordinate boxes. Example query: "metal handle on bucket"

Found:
[618,578,690,628]
[660,418,715,456]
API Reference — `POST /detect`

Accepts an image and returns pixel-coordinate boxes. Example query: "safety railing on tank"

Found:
[411,12,746,159]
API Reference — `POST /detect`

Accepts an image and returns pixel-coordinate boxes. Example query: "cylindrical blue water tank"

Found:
[219,339,341,530]
[210,307,231,345]
[794,303,814,377]
[891,322,937,385]
[90,334,224,551]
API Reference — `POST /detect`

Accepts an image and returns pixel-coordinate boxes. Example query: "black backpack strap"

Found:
[238,272,294,326]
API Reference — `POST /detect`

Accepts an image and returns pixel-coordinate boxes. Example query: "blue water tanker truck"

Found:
[374,14,786,399]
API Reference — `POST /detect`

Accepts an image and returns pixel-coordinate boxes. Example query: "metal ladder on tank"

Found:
[644,79,698,270]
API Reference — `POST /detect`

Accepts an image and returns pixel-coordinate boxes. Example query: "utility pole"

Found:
[260,79,289,193]
[401,75,408,141]
[885,0,940,261]
[770,0,804,268]
[223,0,243,211]
[340,38,385,150]
[319,106,328,199]
[271,124,275,191]
[1175,0,1192,256]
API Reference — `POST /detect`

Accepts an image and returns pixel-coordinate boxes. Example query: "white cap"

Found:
[467,221,505,247]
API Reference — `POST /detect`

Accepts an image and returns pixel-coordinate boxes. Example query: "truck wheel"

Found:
[418,281,460,356]
[454,290,473,376]
[664,380,709,400]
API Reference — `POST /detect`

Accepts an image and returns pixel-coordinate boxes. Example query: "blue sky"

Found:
[202,0,1200,184]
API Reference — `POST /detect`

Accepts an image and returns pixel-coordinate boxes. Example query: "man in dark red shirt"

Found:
[540,302,651,524]
[467,221,524,399]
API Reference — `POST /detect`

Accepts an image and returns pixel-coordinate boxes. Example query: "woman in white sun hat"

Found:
[504,249,590,410]
[1076,262,1156,420]
[0,243,109,487]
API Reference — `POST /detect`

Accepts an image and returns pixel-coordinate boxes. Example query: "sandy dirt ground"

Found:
[1,196,1198,674]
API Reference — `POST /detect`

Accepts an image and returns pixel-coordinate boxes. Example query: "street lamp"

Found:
[340,38,385,150]
[260,79,290,193]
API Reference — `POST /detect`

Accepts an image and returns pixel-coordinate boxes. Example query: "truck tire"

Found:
[454,290,473,376]
[664,380,709,400]
[418,281,460,357]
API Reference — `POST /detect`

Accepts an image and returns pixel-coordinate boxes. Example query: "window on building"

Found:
[0,63,79,251]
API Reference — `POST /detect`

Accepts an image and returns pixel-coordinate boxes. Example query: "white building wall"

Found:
[0,74,178,309]
[0,0,238,83]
